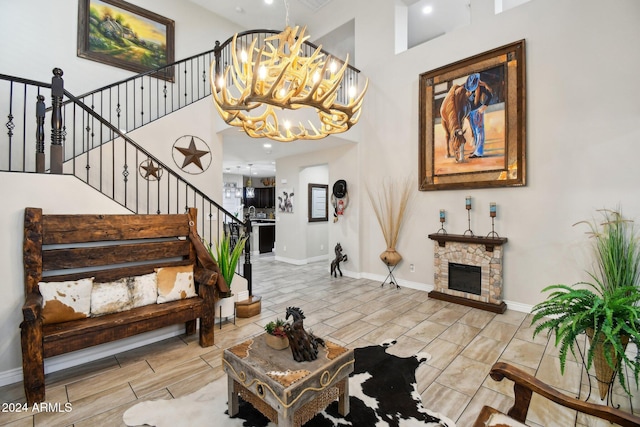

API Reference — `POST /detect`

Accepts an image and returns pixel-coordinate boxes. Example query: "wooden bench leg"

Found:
[185,319,196,336]
[199,311,215,347]
[21,320,45,405]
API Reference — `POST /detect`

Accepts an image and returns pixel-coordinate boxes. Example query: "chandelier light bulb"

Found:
[348,86,357,100]
[258,65,267,80]
[240,50,248,63]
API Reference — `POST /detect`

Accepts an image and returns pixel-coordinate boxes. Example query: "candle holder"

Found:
[464,196,474,236]
[487,202,500,238]
[437,209,447,234]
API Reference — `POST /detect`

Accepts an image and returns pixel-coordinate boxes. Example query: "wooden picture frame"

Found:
[77,0,175,81]
[419,40,526,191]
[308,184,328,222]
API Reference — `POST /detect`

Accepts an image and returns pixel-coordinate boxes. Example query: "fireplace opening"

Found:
[448,262,481,295]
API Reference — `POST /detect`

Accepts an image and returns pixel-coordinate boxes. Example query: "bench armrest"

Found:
[22,292,43,322]
[490,361,640,426]
[194,267,218,287]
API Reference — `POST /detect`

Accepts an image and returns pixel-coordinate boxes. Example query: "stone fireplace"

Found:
[428,233,508,313]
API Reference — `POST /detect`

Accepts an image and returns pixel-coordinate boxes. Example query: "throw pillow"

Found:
[128,272,158,308]
[155,265,196,303]
[39,278,93,324]
[91,279,133,316]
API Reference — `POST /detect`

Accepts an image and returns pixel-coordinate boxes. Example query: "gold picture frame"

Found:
[418,40,526,191]
[77,0,175,81]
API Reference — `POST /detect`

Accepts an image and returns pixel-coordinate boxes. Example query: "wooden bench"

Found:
[20,207,228,405]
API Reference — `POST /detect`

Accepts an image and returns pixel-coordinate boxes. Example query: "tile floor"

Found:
[1,255,639,426]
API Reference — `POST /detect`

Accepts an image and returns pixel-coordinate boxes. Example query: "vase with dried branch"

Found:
[367,177,413,267]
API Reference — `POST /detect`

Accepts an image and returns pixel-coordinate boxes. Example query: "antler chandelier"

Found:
[209,25,368,142]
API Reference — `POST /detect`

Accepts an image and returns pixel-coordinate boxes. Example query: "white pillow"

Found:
[155,265,196,303]
[91,279,132,316]
[129,272,158,308]
[39,278,93,324]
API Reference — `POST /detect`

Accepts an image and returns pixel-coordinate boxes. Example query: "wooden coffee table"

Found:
[223,334,354,427]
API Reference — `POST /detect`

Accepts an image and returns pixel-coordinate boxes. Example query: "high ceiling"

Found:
[187,0,473,177]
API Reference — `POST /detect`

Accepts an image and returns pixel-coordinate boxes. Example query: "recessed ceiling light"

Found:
[263,143,272,148]
[265,0,273,4]
[422,5,433,14]
[235,6,244,13]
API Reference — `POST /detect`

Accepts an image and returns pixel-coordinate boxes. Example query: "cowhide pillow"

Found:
[39,278,94,324]
[129,272,158,308]
[91,279,133,316]
[91,272,159,316]
[155,265,196,303]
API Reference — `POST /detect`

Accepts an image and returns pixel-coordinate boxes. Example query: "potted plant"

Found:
[531,208,640,399]
[206,230,248,317]
[264,318,289,350]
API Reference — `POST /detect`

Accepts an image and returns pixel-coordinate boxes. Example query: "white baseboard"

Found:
[503,299,533,314]
[359,271,433,293]
[273,254,328,265]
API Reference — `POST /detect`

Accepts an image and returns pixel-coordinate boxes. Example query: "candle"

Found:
[439,209,445,222]
[490,202,497,218]
[465,196,472,210]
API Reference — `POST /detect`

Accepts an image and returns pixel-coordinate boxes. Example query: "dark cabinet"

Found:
[258,225,275,253]
[244,187,275,208]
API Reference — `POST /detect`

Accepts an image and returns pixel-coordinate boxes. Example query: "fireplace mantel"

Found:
[428,233,508,252]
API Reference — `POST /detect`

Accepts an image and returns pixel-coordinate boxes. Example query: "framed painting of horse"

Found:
[77,0,175,81]
[418,40,526,191]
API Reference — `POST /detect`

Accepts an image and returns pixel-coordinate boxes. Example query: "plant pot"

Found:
[215,294,235,318]
[586,328,629,400]
[265,334,289,350]
[380,248,402,266]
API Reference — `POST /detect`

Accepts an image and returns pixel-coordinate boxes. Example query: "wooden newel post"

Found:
[50,68,64,174]
[35,95,45,173]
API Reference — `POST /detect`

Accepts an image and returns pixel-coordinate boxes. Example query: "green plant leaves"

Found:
[205,231,248,288]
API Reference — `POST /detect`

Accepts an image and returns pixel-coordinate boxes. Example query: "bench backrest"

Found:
[24,207,204,295]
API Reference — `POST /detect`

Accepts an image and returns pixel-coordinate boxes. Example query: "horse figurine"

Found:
[330,243,348,277]
[284,306,325,362]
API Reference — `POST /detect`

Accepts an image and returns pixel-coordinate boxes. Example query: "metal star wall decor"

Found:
[138,159,163,181]
[171,135,211,174]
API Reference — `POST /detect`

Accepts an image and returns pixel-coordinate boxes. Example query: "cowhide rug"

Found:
[123,340,456,427]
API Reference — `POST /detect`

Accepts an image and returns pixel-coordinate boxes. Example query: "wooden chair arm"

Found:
[490,361,640,427]
[22,292,43,322]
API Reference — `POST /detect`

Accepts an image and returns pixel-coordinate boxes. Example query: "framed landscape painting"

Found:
[77,0,175,80]
[418,40,526,191]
